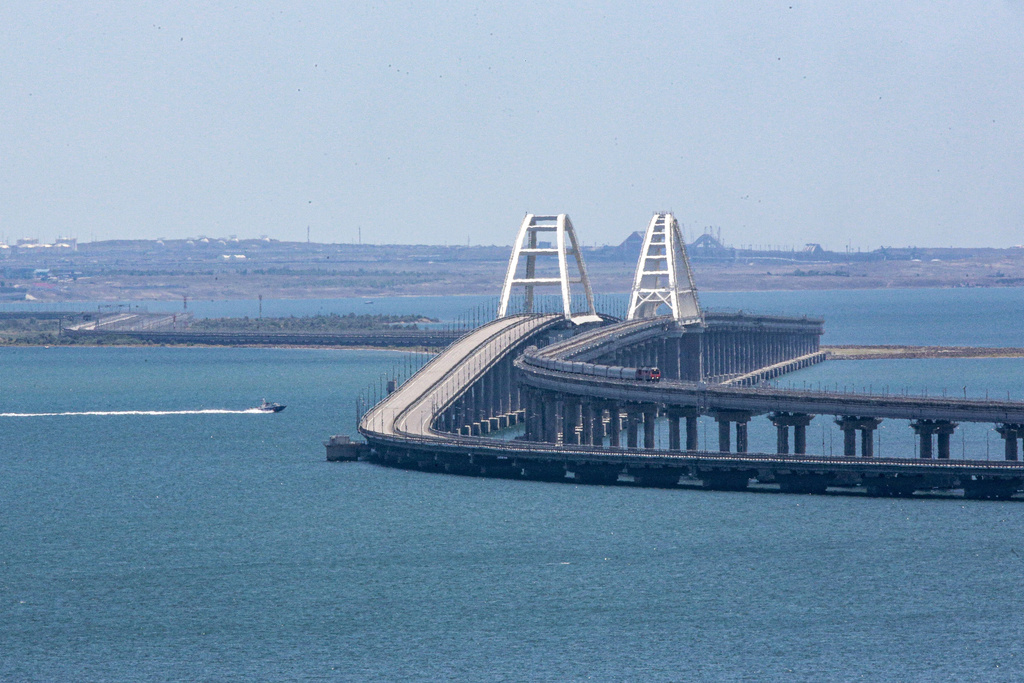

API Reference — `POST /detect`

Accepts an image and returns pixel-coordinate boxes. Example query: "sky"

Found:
[2,2,1022,249]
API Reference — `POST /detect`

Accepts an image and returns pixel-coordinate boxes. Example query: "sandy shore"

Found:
[825,345,1024,360]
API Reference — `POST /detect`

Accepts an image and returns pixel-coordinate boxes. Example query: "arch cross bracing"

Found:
[497,214,601,325]
[627,212,703,324]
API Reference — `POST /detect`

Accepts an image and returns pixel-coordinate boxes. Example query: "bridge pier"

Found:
[681,333,702,381]
[997,423,1024,460]
[626,406,641,448]
[769,412,814,454]
[607,401,621,447]
[643,406,657,449]
[524,389,541,440]
[562,396,580,445]
[580,401,597,446]
[713,411,753,453]
[543,398,559,443]
[668,410,681,450]
[911,420,957,459]
[835,417,881,457]
[666,407,699,451]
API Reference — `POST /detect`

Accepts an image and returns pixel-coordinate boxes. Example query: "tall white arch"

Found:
[627,212,703,324]
[497,214,600,324]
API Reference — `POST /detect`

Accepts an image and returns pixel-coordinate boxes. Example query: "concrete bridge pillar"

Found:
[667,409,681,450]
[626,406,641,449]
[776,422,789,454]
[794,423,807,453]
[717,419,730,452]
[562,396,580,445]
[663,409,696,450]
[997,423,1024,461]
[496,358,508,415]
[607,401,621,448]
[643,405,658,449]
[664,337,681,380]
[935,421,957,459]
[581,401,597,446]
[769,413,814,455]
[910,420,941,459]
[511,368,522,413]
[681,333,702,381]
[543,396,559,444]
[523,389,539,440]
[836,417,882,457]
[686,413,699,451]
[713,411,753,453]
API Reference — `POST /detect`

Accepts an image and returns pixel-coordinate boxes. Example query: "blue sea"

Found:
[3,288,1024,681]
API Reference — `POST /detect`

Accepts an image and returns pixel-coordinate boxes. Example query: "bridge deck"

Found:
[359,316,1024,483]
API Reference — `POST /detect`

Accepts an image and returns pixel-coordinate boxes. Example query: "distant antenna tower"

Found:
[627,212,703,324]
[497,214,600,324]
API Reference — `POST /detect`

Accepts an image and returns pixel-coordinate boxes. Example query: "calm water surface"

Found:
[3,290,1024,681]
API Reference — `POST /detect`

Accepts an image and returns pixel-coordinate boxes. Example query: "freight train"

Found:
[522,347,661,382]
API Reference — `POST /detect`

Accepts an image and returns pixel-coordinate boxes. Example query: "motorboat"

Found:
[257,399,286,413]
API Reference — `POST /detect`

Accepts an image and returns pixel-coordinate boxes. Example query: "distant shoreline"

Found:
[824,345,1024,360]
[5,337,1024,360]
[5,240,1024,302]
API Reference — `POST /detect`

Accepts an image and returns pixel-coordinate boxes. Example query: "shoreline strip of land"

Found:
[824,345,1024,360]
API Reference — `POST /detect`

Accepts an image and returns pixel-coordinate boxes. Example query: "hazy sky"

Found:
[2,2,1022,249]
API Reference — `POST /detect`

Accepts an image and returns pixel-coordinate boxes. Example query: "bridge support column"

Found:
[717,419,730,453]
[681,333,702,381]
[997,424,1024,461]
[911,420,944,459]
[562,397,580,446]
[713,411,753,453]
[769,413,814,455]
[667,407,699,451]
[776,423,789,454]
[643,406,657,449]
[527,390,543,441]
[909,419,957,459]
[580,401,596,446]
[794,423,808,455]
[607,402,621,448]
[935,421,957,459]
[543,397,559,444]
[686,414,699,451]
[485,371,496,419]
[668,411,681,450]
[626,406,641,449]
[836,417,881,457]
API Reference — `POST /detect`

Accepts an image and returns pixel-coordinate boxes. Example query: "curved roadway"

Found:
[358,315,1024,480]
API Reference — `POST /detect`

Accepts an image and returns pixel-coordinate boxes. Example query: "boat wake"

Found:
[0,408,269,417]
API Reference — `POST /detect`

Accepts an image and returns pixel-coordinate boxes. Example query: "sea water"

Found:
[2,289,1024,681]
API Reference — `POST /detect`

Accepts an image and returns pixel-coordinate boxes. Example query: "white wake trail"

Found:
[0,408,267,417]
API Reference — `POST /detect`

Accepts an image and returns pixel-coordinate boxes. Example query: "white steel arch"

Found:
[626,212,703,324]
[497,214,600,324]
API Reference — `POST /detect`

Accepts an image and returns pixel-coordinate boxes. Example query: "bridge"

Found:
[352,212,1024,500]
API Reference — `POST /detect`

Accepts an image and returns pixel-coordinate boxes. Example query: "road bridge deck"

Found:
[356,315,1024,499]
